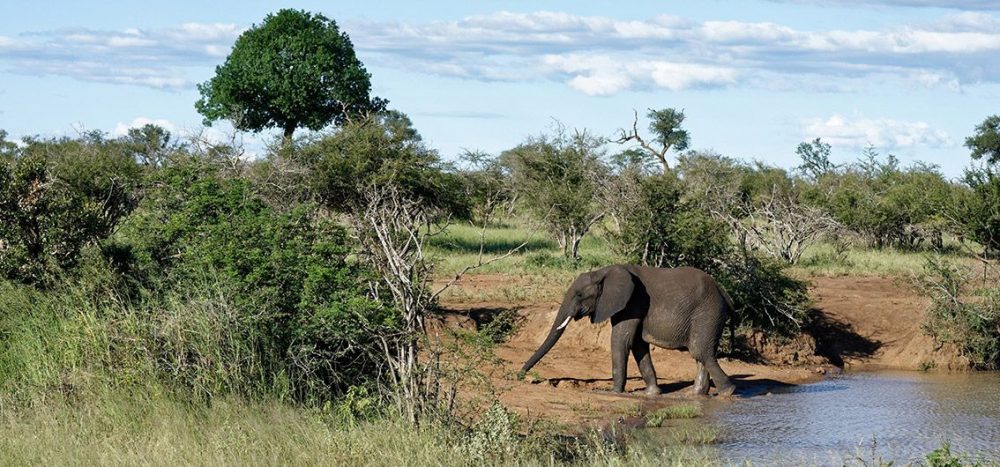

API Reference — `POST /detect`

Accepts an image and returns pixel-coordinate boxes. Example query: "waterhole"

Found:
[647,371,1000,464]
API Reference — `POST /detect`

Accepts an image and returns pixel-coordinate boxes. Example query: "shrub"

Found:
[915,257,1000,369]
[0,133,141,286]
[297,112,468,218]
[115,156,395,401]
[959,168,1000,254]
[500,126,607,260]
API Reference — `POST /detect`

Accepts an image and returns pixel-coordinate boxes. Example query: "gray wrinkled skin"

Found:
[521,265,735,396]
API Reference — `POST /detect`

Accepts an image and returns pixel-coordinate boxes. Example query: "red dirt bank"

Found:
[436,274,963,427]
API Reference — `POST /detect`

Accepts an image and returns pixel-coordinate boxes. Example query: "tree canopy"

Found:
[195,9,386,142]
[966,115,1000,166]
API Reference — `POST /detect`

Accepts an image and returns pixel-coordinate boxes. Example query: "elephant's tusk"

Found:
[556,316,572,330]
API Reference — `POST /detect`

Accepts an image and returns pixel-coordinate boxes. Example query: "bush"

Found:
[959,168,1000,254]
[114,155,395,401]
[500,126,607,260]
[915,257,1000,369]
[0,133,141,286]
[296,112,468,218]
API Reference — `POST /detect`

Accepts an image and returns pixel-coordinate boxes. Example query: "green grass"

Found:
[644,404,703,428]
[0,393,720,467]
[794,242,973,277]
[428,222,618,277]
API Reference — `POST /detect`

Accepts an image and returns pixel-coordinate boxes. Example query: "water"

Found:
[656,371,1000,465]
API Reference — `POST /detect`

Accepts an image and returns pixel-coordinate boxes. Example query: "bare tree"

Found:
[616,108,690,172]
[351,183,537,423]
[713,187,840,265]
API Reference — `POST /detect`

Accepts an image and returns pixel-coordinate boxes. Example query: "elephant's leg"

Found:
[610,316,641,393]
[703,356,736,396]
[692,360,710,395]
[631,339,660,395]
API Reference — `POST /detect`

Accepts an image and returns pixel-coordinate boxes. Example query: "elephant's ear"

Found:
[592,266,634,324]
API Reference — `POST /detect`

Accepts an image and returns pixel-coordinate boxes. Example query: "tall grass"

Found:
[795,237,978,277]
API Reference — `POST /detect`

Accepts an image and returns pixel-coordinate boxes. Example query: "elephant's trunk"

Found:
[521,303,573,374]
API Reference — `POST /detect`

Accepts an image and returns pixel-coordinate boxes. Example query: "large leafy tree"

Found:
[966,115,1000,165]
[196,9,386,143]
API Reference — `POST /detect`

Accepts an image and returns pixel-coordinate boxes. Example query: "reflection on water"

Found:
[713,372,1000,464]
[653,371,1000,465]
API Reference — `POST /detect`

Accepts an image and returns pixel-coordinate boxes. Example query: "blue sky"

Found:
[1,1,998,177]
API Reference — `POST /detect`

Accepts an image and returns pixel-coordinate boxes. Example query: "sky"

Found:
[1,0,999,177]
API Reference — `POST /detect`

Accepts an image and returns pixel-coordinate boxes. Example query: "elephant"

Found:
[520,265,736,396]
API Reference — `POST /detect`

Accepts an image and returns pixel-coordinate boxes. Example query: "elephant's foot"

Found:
[643,385,661,396]
[715,383,737,397]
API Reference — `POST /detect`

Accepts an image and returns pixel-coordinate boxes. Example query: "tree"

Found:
[616,108,690,172]
[795,138,836,180]
[196,9,386,144]
[501,127,607,260]
[966,115,1000,165]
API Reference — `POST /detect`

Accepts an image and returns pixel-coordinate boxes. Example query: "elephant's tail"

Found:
[718,285,738,354]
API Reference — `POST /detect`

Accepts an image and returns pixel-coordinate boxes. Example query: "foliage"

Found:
[501,126,607,259]
[0,133,142,286]
[298,112,467,218]
[617,107,690,171]
[795,137,836,180]
[607,172,729,270]
[965,115,1000,165]
[915,257,1000,369]
[196,9,385,140]
[716,253,811,335]
[464,401,520,463]
[958,168,1000,254]
[809,147,957,249]
[456,150,515,225]
[116,155,393,400]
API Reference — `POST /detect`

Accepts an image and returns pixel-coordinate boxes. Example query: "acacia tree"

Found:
[616,108,690,172]
[501,127,607,260]
[196,9,385,144]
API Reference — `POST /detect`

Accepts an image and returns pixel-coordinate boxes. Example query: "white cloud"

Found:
[113,117,178,137]
[351,10,1000,96]
[0,23,241,90]
[802,114,953,149]
[543,54,737,95]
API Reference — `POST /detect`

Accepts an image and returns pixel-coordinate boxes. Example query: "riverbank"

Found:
[435,272,970,429]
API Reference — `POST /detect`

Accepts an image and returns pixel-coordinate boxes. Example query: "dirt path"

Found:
[434,273,961,428]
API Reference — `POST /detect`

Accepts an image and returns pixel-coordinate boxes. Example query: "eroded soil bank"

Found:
[434,274,965,428]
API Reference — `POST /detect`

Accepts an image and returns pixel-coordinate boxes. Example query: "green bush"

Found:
[915,257,1000,369]
[959,168,1000,254]
[113,156,396,401]
[0,133,141,286]
[296,112,468,218]
[610,173,729,270]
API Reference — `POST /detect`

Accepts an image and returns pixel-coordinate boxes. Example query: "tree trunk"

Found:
[281,124,296,150]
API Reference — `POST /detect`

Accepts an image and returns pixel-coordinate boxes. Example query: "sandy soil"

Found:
[808,275,967,370]
[433,273,964,428]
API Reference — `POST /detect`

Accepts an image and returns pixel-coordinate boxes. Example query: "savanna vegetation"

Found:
[2,8,997,465]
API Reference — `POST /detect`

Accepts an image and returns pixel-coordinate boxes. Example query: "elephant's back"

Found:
[636,267,726,350]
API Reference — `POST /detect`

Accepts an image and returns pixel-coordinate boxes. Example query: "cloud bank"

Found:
[351,10,1000,95]
[0,23,241,89]
[802,114,953,149]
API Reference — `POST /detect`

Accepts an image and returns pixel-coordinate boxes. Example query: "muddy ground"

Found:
[434,274,966,428]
